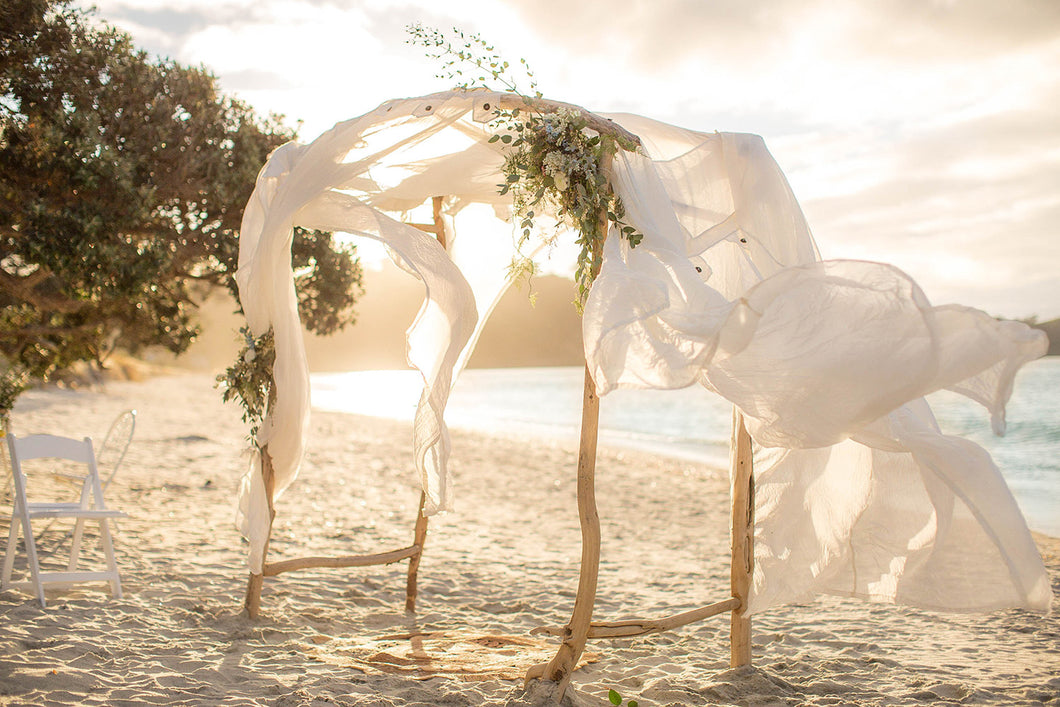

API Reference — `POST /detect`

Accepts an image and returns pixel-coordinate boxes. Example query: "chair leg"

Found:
[21,517,46,608]
[2,515,19,590]
[98,518,122,599]
[68,518,87,571]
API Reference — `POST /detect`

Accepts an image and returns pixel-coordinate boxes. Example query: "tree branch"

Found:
[0,269,86,314]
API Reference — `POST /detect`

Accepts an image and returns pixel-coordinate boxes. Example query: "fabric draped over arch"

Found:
[235,89,1050,613]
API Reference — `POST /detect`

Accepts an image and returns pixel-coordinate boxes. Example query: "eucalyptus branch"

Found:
[406,23,540,99]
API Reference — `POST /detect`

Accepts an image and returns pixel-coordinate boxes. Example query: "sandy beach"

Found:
[1,373,1057,706]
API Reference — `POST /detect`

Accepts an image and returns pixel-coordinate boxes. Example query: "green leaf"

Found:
[488,134,500,143]
[608,689,622,706]
[629,701,638,707]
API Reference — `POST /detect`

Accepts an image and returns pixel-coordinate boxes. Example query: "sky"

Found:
[78,0,1060,320]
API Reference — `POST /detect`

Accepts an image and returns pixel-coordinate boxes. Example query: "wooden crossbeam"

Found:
[533,597,740,639]
[487,94,642,148]
[410,197,447,244]
[263,545,421,576]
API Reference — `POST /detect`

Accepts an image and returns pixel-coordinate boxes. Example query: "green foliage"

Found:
[608,687,639,707]
[0,362,30,422]
[407,25,642,304]
[406,23,540,97]
[495,106,642,303]
[216,327,275,441]
[0,0,363,392]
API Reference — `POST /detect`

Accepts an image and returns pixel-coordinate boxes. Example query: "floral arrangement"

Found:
[407,24,642,302]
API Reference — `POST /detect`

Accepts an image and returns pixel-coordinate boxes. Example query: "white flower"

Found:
[543,150,564,174]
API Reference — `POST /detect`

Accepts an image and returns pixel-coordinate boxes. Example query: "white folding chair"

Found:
[2,433,127,607]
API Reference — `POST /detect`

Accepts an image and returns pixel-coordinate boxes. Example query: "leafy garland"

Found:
[216,326,275,444]
[407,24,642,302]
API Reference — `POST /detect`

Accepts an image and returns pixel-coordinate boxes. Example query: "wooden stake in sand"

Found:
[242,196,450,619]
[243,446,276,618]
[405,491,429,612]
[730,407,755,667]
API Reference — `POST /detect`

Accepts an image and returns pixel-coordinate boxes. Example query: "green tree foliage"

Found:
[0,0,363,386]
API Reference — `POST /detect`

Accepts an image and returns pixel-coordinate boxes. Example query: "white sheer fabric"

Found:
[235,89,1049,613]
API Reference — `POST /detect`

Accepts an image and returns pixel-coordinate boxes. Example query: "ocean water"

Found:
[311,357,1060,537]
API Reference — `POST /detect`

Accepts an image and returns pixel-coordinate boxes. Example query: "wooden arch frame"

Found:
[236,96,758,701]
[242,198,447,619]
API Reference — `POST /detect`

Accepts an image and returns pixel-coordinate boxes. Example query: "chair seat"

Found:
[25,503,127,520]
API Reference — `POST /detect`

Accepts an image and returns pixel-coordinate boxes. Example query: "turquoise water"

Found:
[311,357,1060,537]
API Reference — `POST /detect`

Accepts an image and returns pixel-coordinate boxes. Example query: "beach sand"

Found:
[1,374,1057,706]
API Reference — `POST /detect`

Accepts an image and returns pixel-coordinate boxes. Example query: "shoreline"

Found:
[1,373,1057,706]
[312,364,1060,540]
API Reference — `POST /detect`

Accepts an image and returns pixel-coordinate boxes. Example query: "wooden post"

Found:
[405,491,429,612]
[533,156,612,699]
[404,197,443,612]
[243,445,276,618]
[542,363,602,692]
[432,196,445,246]
[730,407,755,667]
[403,197,445,614]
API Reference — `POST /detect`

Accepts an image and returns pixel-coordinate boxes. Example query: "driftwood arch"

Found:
[241,198,447,619]
[234,89,1050,701]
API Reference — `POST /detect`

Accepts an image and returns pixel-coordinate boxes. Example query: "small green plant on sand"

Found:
[608,687,639,706]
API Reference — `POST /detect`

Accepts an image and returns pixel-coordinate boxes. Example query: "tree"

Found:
[0,0,362,394]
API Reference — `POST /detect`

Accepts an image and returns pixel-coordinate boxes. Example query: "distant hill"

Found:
[305,265,584,371]
[160,263,584,373]
[154,267,1060,372]
[1031,318,1060,355]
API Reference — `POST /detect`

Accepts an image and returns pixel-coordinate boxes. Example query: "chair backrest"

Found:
[97,409,136,490]
[7,433,104,509]
[10,433,95,464]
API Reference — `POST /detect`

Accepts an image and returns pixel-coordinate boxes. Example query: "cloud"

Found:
[794,100,1060,316]
[74,0,1060,318]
